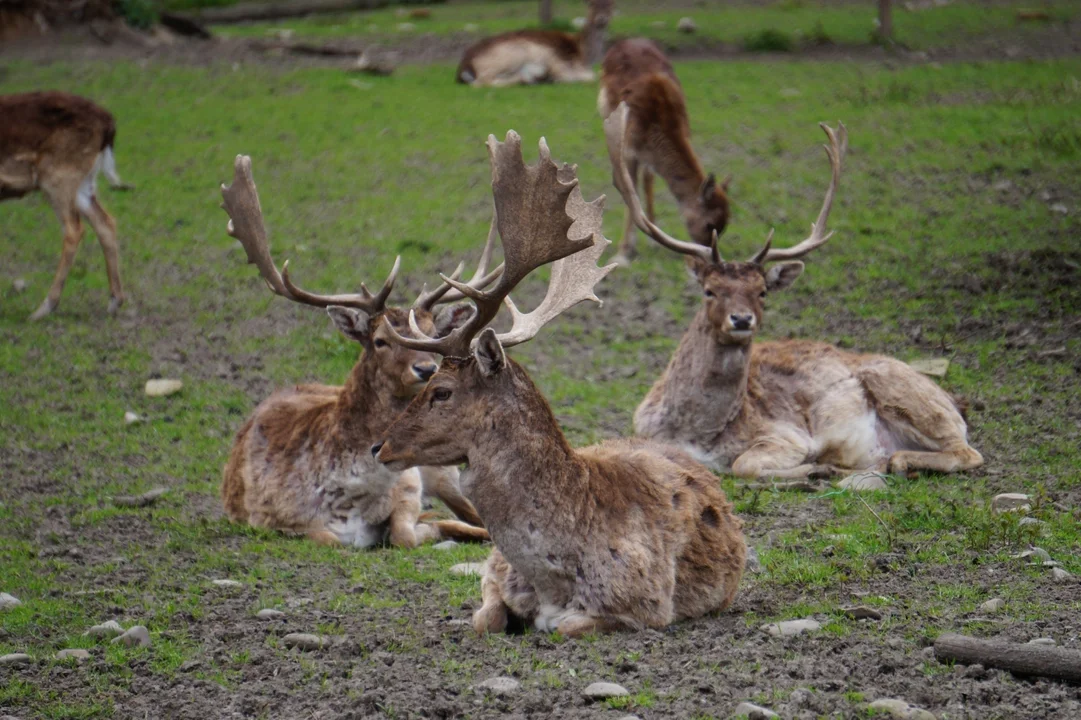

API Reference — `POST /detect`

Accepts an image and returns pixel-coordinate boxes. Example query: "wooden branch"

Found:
[934,633,1081,683]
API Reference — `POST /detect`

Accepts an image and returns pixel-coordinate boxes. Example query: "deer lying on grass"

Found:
[456,0,612,87]
[219,155,492,548]
[605,104,983,479]
[1,91,128,320]
[373,131,746,636]
[597,39,730,264]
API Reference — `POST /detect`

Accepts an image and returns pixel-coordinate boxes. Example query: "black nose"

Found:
[413,363,437,381]
[730,314,753,331]
[370,441,384,457]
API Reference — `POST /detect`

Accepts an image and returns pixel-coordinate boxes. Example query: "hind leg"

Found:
[82,196,124,314]
[31,203,84,321]
[419,466,484,527]
[643,166,656,222]
[888,447,984,476]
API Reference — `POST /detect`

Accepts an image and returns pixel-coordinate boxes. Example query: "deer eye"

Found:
[373,338,389,349]
[759,291,767,299]
[432,388,452,402]
[704,289,715,299]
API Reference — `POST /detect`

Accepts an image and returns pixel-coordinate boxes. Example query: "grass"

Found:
[1,18,1080,719]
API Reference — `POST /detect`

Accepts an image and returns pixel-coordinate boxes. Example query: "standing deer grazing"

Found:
[219,155,494,548]
[597,39,730,264]
[1,91,128,320]
[605,104,983,479]
[456,0,612,87]
[373,130,745,636]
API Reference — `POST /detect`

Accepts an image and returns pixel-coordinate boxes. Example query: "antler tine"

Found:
[603,103,717,264]
[221,155,400,313]
[750,122,847,264]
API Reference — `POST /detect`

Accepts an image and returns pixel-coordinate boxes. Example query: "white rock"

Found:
[677,16,697,33]
[571,16,587,29]
[12,278,27,293]
[112,487,168,507]
[474,676,520,695]
[908,357,950,377]
[212,579,242,588]
[837,472,888,491]
[583,682,629,700]
[124,411,141,425]
[1050,202,1068,214]
[450,562,485,576]
[57,648,91,661]
[145,379,183,397]
[992,493,1031,513]
[760,618,821,637]
[1027,637,1056,646]
[282,632,329,651]
[979,598,1005,614]
[0,653,30,665]
[1051,567,1072,582]
[433,540,459,551]
[85,620,124,638]
[992,180,1014,192]
[1013,547,1052,562]
[868,698,937,719]
[842,605,883,620]
[111,625,151,648]
[732,701,780,718]
[0,592,20,610]
[256,608,285,620]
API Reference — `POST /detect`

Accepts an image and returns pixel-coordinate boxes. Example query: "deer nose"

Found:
[370,441,385,457]
[729,314,754,331]
[412,362,437,381]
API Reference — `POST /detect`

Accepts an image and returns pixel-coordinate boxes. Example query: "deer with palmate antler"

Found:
[371,131,745,636]
[605,104,983,480]
[219,156,494,548]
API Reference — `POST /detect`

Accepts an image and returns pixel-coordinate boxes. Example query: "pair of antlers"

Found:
[221,133,616,358]
[603,102,848,266]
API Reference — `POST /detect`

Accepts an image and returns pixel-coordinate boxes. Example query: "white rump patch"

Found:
[76,152,104,213]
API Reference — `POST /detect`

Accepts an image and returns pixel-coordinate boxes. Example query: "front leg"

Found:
[387,469,427,548]
[473,549,539,634]
[731,440,820,480]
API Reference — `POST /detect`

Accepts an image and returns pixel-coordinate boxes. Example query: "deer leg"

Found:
[82,196,124,314]
[731,441,821,480]
[472,548,539,635]
[887,447,984,476]
[307,529,343,546]
[614,158,640,265]
[549,611,624,637]
[419,466,484,527]
[643,166,656,222]
[387,469,428,548]
[473,562,510,635]
[31,205,84,321]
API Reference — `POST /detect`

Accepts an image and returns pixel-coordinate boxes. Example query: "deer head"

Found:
[221,155,494,397]
[372,131,616,470]
[683,172,731,249]
[604,103,846,345]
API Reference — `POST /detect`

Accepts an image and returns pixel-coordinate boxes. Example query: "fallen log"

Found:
[248,39,360,57]
[934,633,1081,683]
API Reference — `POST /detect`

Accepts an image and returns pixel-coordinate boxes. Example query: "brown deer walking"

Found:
[605,104,983,479]
[597,39,730,264]
[456,0,612,87]
[1,91,128,320]
[373,131,745,636]
[219,156,491,548]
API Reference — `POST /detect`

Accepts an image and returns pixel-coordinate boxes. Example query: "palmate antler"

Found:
[385,132,617,357]
[603,102,847,266]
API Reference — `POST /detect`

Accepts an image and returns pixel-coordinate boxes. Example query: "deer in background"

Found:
[1,91,129,320]
[605,104,983,479]
[219,155,494,548]
[597,39,730,264]
[456,0,612,87]
[373,131,745,636]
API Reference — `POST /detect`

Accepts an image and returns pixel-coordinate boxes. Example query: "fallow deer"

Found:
[605,104,983,479]
[597,38,730,264]
[372,131,745,636]
[219,155,494,548]
[456,0,612,87]
[1,91,128,320]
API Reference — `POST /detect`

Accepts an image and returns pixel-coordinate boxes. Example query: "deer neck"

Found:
[653,134,706,212]
[333,358,408,448]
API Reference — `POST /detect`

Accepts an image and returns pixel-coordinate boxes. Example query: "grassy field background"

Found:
[1,5,1080,716]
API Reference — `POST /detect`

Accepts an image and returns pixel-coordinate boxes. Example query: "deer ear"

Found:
[327,306,372,344]
[765,261,804,292]
[687,255,711,283]
[434,302,475,338]
[472,327,506,377]
[699,173,717,203]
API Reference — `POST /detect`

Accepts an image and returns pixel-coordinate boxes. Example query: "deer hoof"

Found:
[28,298,57,321]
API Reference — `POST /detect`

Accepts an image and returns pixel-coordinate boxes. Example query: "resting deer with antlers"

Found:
[372,131,745,636]
[605,104,983,479]
[597,39,730,264]
[1,91,129,320]
[219,156,494,548]
[456,0,612,87]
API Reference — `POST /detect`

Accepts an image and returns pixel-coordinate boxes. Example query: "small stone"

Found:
[179,660,203,672]
[842,605,883,620]
[56,648,91,661]
[992,493,1031,513]
[475,676,520,695]
[256,608,285,620]
[1050,202,1068,214]
[212,579,242,588]
[1013,546,1052,562]
[112,487,168,508]
[1051,567,1072,582]
[145,379,183,397]
[111,625,151,648]
[837,472,888,491]
[1018,517,1045,528]
[450,562,485,576]
[732,702,780,719]
[1027,637,1056,646]
[868,698,936,720]
[760,618,821,637]
[0,653,31,665]
[12,278,27,293]
[991,180,1013,192]
[447,618,470,627]
[282,633,329,651]
[677,16,697,33]
[978,598,1005,614]
[433,540,459,551]
[0,592,20,610]
[571,16,587,29]
[85,620,124,638]
[583,682,629,700]
[124,411,140,425]
[920,646,936,658]
[908,357,949,377]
